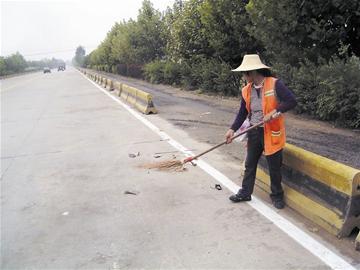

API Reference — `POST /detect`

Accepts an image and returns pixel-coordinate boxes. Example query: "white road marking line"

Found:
[79,70,356,270]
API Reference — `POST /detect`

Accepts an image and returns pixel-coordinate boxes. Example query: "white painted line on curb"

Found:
[79,70,356,270]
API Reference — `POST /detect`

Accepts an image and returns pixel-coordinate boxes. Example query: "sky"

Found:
[1,0,174,61]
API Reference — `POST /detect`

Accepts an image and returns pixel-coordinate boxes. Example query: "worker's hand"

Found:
[225,129,235,144]
[263,110,280,123]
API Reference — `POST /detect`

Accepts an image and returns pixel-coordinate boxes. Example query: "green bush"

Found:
[144,60,182,84]
[197,59,240,96]
[276,57,360,128]
[316,57,360,128]
[127,64,144,78]
[144,58,241,95]
[163,61,182,85]
[179,62,199,90]
[144,60,165,83]
[116,64,127,76]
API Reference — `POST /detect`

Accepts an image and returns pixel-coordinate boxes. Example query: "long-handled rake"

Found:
[141,120,266,171]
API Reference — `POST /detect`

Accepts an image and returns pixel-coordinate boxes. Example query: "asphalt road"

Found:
[1,68,358,269]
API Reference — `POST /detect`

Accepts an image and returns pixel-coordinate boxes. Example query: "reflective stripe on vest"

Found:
[241,77,286,155]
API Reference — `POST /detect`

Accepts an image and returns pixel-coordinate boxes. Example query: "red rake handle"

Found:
[183,120,265,164]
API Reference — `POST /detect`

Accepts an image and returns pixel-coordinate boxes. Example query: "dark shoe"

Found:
[229,193,251,203]
[273,200,285,209]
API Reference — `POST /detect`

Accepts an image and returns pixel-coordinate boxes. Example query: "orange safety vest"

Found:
[241,77,286,156]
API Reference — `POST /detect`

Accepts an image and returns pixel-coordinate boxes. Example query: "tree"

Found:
[73,46,86,66]
[5,52,27,73]
[132,0,166,63]
[198,0,265,66]
[88,0,166,73]
[246,0,360,66]
[110,21,137,65]
[0,57,7,76]
[166,0,210,61]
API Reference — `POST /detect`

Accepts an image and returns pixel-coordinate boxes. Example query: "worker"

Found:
[225,54,297,209]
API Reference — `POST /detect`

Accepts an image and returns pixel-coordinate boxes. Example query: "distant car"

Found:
[58,65,65,71]
[43,67,51,73]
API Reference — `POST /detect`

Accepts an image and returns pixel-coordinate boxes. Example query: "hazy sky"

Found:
[1,0,174,61]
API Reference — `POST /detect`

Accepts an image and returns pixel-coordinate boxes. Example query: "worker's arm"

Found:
[226,99,248,143]
[230,98,248,132]
[264,80,297,122]
[275,79,297,113]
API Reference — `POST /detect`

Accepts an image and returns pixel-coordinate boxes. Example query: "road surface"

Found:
[1,68,358,269]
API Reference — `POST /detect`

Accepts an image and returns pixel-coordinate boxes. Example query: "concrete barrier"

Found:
[84,70,157,114]
[114,82,122,95]
[106,79,114,90]
[119,84,136,104]
[256,143,360,242]
[120,84,157,114]
[101,77,107,88]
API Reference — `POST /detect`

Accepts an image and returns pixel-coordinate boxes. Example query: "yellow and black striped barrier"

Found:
[101,76,107,88]
[118,84,157,114]
[113,81,122,92]
[256,143,359,245]
[84,70,157,115]
[106,78,114,90]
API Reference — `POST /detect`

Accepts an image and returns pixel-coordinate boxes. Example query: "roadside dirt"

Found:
[94,70,360,169]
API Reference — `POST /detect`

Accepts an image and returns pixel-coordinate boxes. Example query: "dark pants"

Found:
[239,127,284,201]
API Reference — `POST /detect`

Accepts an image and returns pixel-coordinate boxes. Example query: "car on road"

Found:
[58,65,65,71]
[43,67,51,73]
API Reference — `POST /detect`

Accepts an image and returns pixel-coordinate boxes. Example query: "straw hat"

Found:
[232,54,270,72]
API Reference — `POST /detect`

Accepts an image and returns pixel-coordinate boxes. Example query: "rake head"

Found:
[140,159,185,171]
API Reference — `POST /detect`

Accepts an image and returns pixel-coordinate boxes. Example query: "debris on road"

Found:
[210,184,222,190]
[153,154,161,158]
[124,190,139,195]
[128,152,140,158]
[308,227,319,233]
